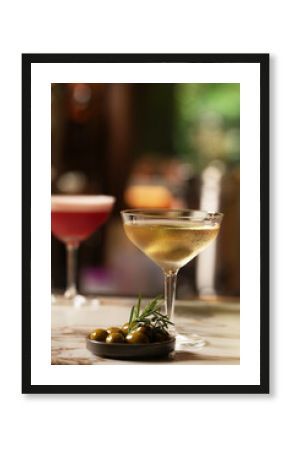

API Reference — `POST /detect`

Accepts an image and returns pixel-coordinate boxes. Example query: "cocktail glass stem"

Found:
[163,270,178,322]
[64,242,79,300]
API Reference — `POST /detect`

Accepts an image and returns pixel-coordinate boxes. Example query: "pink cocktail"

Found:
[51,195,115,303]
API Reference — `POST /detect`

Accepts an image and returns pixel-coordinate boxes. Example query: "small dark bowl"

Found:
[86,336,176,360]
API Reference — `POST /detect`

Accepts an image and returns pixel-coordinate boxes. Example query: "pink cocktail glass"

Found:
[51,195,115,303]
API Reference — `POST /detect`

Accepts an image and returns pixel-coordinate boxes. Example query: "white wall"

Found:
[0,1,284,450]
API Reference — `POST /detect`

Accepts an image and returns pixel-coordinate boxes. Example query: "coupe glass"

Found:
[121,209,223,347]
[51,195,115,306]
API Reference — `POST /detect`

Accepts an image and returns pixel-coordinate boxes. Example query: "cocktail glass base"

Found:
[51,293,100,308]
[175,332,207,350]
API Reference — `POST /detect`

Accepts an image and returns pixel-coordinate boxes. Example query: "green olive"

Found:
[89,329,108,342]
[136,325,153,340]
[121,323,130,336]
[107,326,123,335]
[121,322,137,336]
[106,332,125,344]
[152,329,170,342]
[126,330,150,344]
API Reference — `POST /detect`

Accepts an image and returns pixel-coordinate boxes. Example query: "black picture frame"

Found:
[22,53,269,394]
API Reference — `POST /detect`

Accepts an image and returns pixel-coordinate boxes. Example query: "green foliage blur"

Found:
[174,83,240,169]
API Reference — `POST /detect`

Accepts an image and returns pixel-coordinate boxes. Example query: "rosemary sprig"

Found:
[128,294,174,333]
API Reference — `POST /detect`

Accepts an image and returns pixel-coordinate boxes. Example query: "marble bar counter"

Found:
[51,297,240,365]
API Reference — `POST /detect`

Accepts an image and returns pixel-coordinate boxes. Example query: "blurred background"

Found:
[51,83,240,300]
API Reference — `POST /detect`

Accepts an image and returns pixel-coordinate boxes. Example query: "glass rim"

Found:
[121,208,223,219]
[51,194,115,200]
[51,195,116,212]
